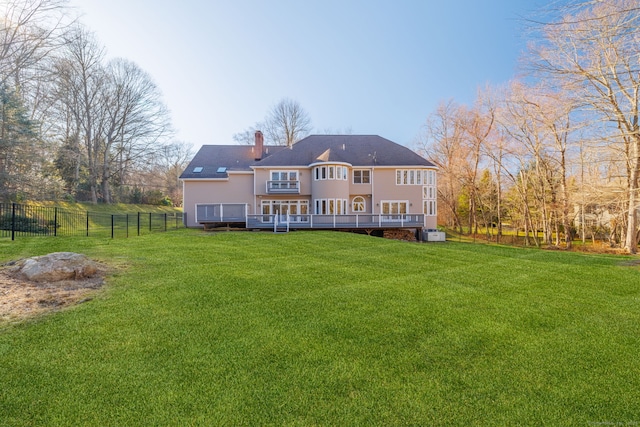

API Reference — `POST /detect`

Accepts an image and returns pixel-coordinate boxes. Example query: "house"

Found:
[179,132,438,234]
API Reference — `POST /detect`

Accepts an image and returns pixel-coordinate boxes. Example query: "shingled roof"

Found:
[180,135,434,179]
[179,145,284,179]
[254,135,434,167]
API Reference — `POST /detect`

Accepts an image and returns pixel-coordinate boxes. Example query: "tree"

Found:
[531,0,640,253]
[417,100,467,233]
[234,98,312,146]
[232,123,263,145]
[99,58,172,203]
[53,26,173,204]
[53,25,106,204]
[0,0,71,86]
[0,82,38,200]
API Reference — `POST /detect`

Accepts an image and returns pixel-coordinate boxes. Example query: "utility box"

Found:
[423,229,446,242]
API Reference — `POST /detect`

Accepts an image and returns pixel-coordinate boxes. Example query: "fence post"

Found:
[164,213,167,232]
[11,203,15,241]
[137,212,141,236]
[86,211,89,237]
[149,213,152,232]
[54,207,58,237]
[111,215,114,239]
[126,214,129,238]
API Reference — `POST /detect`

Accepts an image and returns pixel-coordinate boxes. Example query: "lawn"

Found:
[0,230,639,426]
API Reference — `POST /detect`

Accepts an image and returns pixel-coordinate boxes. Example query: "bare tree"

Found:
[233,123,263,145]
[530,0,640,253]
[418,100,468,233]
[460,90,496,236]
[100,58,172,203]
[265,98,312,147]
[53,25,106,203]
[234,98,312,146]
[0,0,71,86]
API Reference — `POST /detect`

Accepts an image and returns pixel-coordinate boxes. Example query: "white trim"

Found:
[181,178,229,182]
[352,196,366,213]
[308,161,352,168]
[352,169,371,184]
[251,165,309,170]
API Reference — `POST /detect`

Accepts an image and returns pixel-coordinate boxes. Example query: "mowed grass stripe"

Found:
[0,230,639,426]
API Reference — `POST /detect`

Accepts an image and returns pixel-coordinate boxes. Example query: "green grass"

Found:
[34,200,182,214]
[0,230,639,426]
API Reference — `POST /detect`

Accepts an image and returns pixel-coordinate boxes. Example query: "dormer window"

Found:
[193,167,203,173]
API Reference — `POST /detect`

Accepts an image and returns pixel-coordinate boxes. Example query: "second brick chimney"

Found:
[254,130,264,160]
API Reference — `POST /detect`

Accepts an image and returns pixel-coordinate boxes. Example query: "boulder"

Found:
[12,252,100,282]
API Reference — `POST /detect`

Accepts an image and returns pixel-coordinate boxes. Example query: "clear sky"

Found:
[68,0,544,150]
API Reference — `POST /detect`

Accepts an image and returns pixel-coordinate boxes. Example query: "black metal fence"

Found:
[0,203,185,240]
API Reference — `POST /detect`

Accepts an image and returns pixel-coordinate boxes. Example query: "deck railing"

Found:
[266,180,300,194]
[246,213,425,229]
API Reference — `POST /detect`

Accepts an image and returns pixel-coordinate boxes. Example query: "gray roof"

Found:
[254,135,434,167]
[179,145,285,179]
[180,135,434,179]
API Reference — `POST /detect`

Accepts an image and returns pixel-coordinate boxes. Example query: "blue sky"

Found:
[69,0,544,150]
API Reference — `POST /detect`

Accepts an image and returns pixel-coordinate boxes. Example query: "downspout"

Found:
[253,167,257,227]
[182,179,187,226]
[371,167,375,215]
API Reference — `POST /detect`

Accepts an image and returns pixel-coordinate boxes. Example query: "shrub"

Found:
[0,213,50,233]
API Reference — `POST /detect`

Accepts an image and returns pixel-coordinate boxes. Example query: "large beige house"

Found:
[180,132,438,233]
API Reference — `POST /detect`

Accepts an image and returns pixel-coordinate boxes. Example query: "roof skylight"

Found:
[193,166,203,173]
[217,167,227,173]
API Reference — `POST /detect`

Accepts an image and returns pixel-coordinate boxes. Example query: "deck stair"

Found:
[273,211,290,233]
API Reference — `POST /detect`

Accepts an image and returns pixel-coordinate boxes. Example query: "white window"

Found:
[353,169,370,184]
[261,200,309,221]
[314,165,348,180]
[381,201,408,218]
[426,170,435,186]
[424,200,436,216]
[270,170,298,191]
[422,169,436,216]
[396,169,434,185]
[271,170,297,181]
[352,196,365,212]
[314,199,347,214]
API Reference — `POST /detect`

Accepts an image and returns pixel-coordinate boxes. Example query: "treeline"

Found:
[0,0,192,206]
[418,0,640,254]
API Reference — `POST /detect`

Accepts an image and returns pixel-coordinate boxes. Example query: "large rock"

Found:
[12,252,100,282]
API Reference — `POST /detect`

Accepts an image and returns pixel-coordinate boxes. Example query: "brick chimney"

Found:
[254,130,264,160]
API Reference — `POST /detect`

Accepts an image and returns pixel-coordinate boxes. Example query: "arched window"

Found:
[352,196,365,213]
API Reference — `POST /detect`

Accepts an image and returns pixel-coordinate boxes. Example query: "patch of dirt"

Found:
[0,265,106,324]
